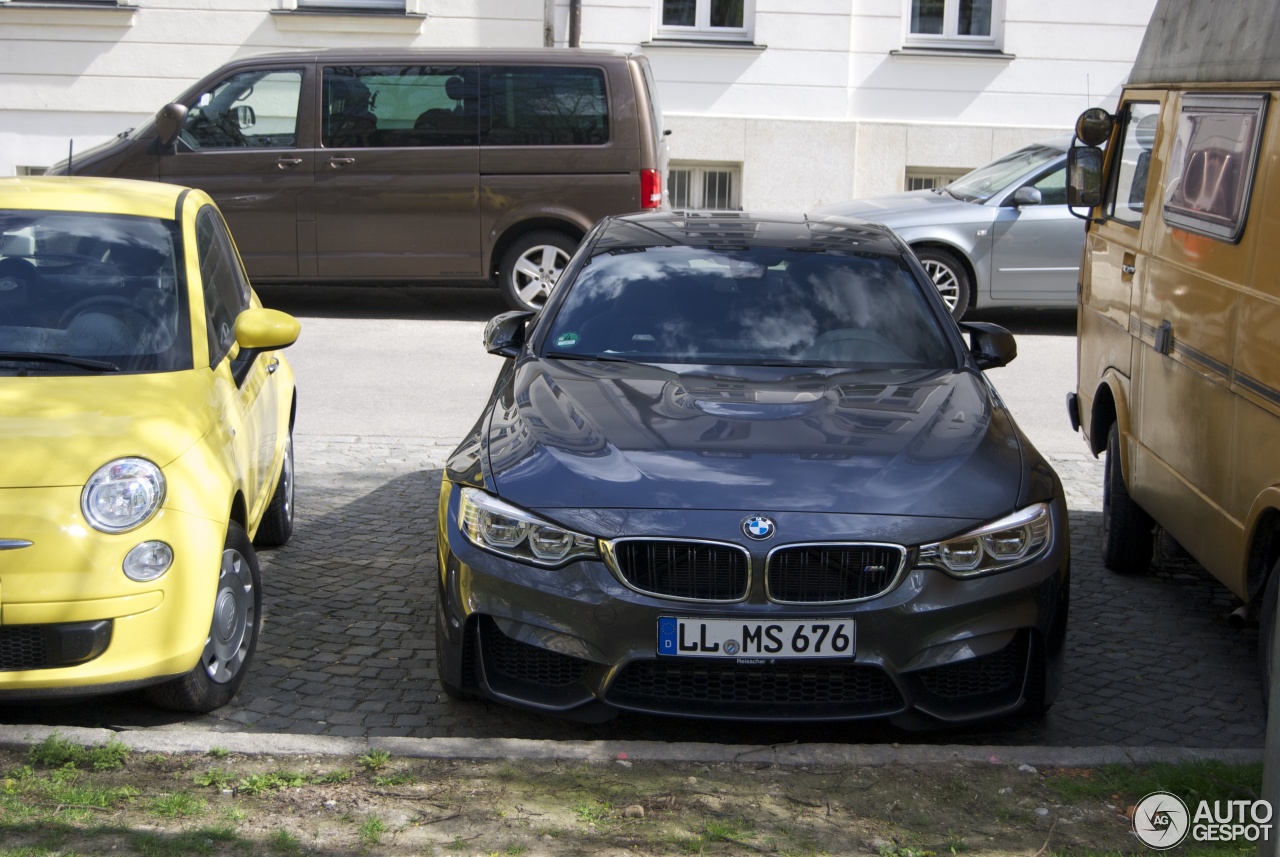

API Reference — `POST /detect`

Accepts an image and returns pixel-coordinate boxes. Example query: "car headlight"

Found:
[918,502,1052,577]
[458,487,597,567]
[81,458,166,534]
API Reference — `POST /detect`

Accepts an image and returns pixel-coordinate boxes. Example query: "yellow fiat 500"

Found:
[0,177,299,713]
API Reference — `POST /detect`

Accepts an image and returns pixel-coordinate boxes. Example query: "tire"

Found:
[914,246,972,321]
[498,230,577,312]
[1260,561,1279,713]
[254,431,294,548]
[146,522,262,713]
[1101,423,1155,573]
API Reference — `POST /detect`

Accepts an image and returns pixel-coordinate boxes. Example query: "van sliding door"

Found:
[311,65,482,280]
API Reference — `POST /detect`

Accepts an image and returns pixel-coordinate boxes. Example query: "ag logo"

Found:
[742,515,776,541]
[1132,791,1189,849]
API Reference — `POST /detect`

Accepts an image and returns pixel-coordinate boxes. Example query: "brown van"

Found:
[48,48,669,310]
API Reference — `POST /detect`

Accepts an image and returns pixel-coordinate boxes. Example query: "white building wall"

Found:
[1,0,1155,209]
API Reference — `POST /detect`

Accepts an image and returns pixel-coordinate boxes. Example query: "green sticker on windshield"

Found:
[556,332,581,349]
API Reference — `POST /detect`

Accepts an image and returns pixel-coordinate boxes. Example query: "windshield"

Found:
[945,144,1063,203]
[541,246,955,369]
[0,210,191,375]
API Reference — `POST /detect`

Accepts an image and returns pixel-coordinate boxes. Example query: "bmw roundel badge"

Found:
[742,515,776,541]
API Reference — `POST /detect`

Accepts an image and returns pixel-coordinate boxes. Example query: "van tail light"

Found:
[641,169,663,209]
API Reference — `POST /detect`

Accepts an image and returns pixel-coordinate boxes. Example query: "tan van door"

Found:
[159,67,312,279]
[311,65,482,280]
[1078,98,1163,452]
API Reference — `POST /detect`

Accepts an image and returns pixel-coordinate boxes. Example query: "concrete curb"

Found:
[0,724,1262,769]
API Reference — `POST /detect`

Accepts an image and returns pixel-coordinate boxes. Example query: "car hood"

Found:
[482,359,1025,520]
[815,191,990,229]
[0,372,212,488]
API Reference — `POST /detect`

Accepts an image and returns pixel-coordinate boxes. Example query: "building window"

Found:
[16,166,48,176]
[657,0,754,42]
[905,168,967,191]
[905,0,1002,50]
[670,164,741,210]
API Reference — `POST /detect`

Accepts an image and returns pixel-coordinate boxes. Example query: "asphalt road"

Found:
[0,285,1264,749]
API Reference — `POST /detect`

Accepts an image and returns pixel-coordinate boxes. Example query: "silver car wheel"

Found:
[921,258,962,311]
[201,545,256,684]
[511,243,570,308]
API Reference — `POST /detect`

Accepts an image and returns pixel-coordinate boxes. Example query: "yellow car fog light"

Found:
[123,541,173,582]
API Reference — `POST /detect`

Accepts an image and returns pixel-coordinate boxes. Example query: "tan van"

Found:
[1065,0,1280,687]
[47,48,668,311]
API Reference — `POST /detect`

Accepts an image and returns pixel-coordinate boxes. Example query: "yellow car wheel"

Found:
[146,521,262,712]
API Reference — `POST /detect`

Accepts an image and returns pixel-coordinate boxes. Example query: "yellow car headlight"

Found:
[81,457,166,534]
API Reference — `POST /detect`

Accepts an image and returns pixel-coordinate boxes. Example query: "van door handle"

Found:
[1122,252,1136,279]
[275,157,303,170]
[1122,264,1136,275]
[328,157,356,168]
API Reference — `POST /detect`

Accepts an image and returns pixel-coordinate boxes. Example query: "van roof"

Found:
[227,47,638,66]
[1131,0,1280,84]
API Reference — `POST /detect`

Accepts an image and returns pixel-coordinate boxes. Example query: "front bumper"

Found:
[435,485,1070,725]
[0,485,223,697]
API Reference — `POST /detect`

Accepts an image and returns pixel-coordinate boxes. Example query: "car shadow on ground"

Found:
[963,306,1077,337]
[255,284,508,323]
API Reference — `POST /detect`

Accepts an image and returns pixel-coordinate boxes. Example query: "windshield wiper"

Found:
[0,352,120,372]
[544,351,646,364]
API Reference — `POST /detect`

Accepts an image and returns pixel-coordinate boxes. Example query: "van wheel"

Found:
[1102,423,1155,573]
[499,231,577,312]
[1260,563,1279,713]
[915,247,971,320]
[145,522,262,713]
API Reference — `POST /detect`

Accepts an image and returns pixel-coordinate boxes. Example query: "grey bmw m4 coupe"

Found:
[435,210,1069,728]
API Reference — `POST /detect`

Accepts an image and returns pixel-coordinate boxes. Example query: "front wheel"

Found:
[914,247,972,321]
[1101,423,1155,573]
[498,231,577,312]
[146,522,262,713]
[1260,561,1279,713]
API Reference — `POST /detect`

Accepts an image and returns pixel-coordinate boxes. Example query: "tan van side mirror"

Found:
[1067,147,1104,211]
[155,103,188,148]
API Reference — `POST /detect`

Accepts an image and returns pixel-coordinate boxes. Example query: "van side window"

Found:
[481,66,609,146]
[195,208,250,367]
[322,66,478,149]
[1163,94,1268,243]
[182,69,303,150]
[1104,102,1161,228]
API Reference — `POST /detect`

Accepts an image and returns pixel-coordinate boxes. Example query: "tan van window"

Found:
[1163,93,1268,242]
[182,69,304,150]
[322,66,478,149]
[1104,102,1160,228]
[482,67,609,147]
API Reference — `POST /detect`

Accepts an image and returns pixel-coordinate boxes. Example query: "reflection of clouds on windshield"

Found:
[568,255,683,305]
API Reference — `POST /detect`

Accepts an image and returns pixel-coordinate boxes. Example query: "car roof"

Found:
[0,177,190,220]
[594,211,907,255]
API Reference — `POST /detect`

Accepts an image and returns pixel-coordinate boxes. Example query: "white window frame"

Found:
[903,0,1004,52]
[287,0,409,11]
[905,167,967,191]
[655,0,755,43]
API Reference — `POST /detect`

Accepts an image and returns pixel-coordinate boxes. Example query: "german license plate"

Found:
[657,617,854,659]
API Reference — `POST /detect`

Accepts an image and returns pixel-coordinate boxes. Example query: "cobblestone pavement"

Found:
[0,436,1264,749]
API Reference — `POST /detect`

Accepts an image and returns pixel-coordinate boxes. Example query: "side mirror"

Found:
[483,310,536,357]
[232,105,256,130]
[1075,107,1114,147]
[154,103,188,148]
[960,321,1016,370]
[1067,146,1104,209]
[230,308,301,385]
[1009,186,1042,207]
[235,308,301,351]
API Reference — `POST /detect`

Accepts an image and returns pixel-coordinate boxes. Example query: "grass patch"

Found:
[1045,760,1263,806]
[26,733,129,771]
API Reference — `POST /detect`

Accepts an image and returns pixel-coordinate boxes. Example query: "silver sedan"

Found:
[814,137,1083,319]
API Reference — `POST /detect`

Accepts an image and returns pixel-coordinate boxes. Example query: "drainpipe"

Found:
[543,0,555,46]
[569,0,582,47]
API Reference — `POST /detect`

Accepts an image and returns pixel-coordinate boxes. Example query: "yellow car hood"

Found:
[0,371,212,488]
